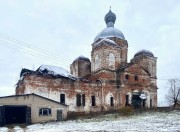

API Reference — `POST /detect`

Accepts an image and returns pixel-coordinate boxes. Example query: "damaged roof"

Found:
[20,65,76,80]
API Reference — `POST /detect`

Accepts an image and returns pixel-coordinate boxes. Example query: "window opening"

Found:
[125,95,129,105]
[82,94,85,106]
[39,108,51,116]
[125,74,129,80]
[91,96,96,106]
[150,99,152,108]
[110,97,114,106]
[60,94,65,104]
[76,94,85,107]
[134,75,138,81]
[76,94,81,107]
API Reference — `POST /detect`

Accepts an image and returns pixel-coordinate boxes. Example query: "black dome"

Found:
[134,50,154,58]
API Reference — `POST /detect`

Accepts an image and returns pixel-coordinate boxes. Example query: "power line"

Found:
[0,40,70,67]
[0,33,73,63]
[0,33,78,69]
[0,33,72,62]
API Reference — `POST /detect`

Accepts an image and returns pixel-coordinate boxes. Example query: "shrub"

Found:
[119,106,134,116]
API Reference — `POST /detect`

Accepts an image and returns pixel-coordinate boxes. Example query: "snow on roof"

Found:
[94,27,125,42]
[93,38,117,48]
[103,38,117,44]
[37,65,76,80]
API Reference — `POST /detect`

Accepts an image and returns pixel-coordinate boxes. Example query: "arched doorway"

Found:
[131,92,141,109]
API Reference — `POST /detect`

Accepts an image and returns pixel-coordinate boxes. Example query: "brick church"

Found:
[16,9,157,114]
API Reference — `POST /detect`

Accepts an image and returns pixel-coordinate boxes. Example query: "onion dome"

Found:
[94,9,125,42]
[134,49,154,58]
[104,9,116,27]
[73,55,90,62]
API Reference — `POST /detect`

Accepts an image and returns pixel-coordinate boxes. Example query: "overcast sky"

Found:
[0,0,180,106]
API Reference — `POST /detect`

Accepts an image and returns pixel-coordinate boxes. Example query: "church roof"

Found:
[20,65,76,80]
[94,9,125,42]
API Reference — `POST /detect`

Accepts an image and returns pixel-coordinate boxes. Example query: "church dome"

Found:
[94,9,125,42]
[94,27,125,42]
[134,49,154,58]
[104,9,116,24]
[73,55,90,63]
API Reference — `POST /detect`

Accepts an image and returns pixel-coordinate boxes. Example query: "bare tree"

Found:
[166,79,180,108]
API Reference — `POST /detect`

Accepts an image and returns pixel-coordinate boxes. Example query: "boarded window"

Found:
[110,97,114,106]
[91,96,96,106]
[109,53,115,69]
[95,54,100,70]
[39,108,51,116]
[76,94,85,107]
[60,94,65,104]
[149,62,153,76]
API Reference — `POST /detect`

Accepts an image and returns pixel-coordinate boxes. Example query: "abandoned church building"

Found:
[16,10,157,115]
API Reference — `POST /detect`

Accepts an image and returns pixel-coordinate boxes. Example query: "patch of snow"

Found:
[97,38,117,45]
[94,38,117,48]
[103,38,117,44]
[13,126,24,132]
[0,127,8,132]
[19,76,24,81]
[139,93,147,99]
[94,27,125,42]
[38,65,76,80]
[1,111,180,132]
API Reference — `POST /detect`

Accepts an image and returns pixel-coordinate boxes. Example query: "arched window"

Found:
[134,75,138,81]
[110,97,114,106]
[60,94,65,104]
[149,62,153,76]
[109,53,115,69]
[125,74,129,80]
[95,54,100,70]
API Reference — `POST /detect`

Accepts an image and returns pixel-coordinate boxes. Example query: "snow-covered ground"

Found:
[0,111,180,132]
